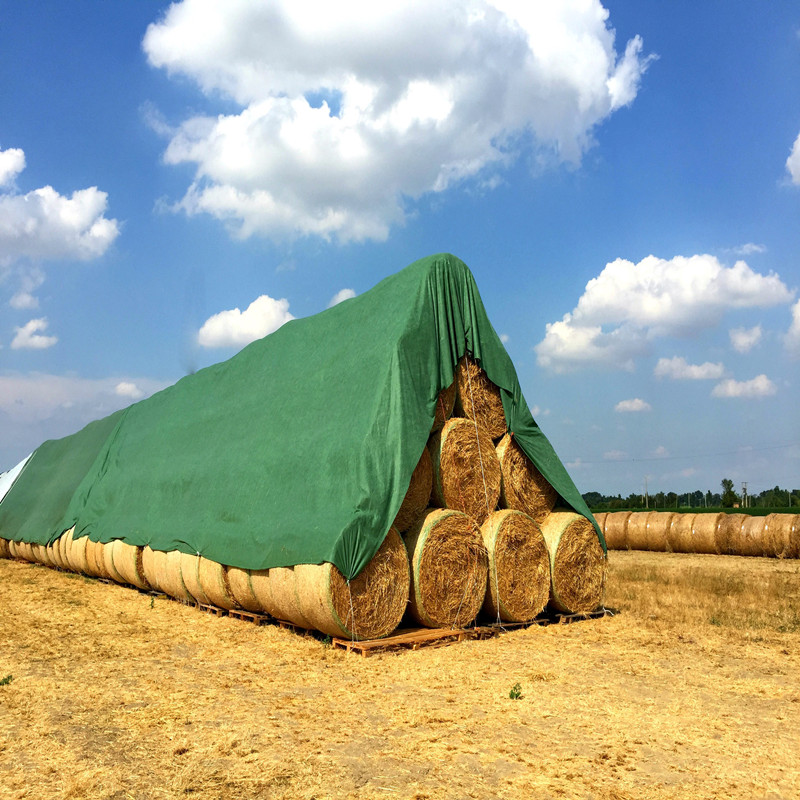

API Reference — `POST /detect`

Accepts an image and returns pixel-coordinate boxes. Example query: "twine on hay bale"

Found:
[667,513,697,553]
[715,513,746,555]
[226,567,262,613]
[429,417,501,525]
[393,446,433,533]
[602,512,631,550]
[110,541,151,590]
[179,553,213,604]
[197,557,240,611]
[691,513,722,555]
[454,355,507,439]
[293,527,410,639]
[431,381,456,433]
[157,550,195,603]
[734,516,767,558]
[645,512,673,552]
[480,509,550,623]
[404,508,488,629]
[540,510,606,615]
[625,512,653,551]
[496,434,557,523]
[142,546,168,593]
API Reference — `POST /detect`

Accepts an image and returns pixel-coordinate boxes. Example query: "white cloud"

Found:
[198,294,294,348]
[143,0,652,242]
[0,147,25,187]
[115,381,145,400]
[711,374,777,399]
[499,333,509,344]
[786,131,800,185]
[11,318,57,350]
[530,405,550,418]
[603,449,627,460]
[328,288,356,307]
[615,398,651,412]
[654,356,725,380]
[729,325,762,354]
[653,445,669,457]
[535,254,793,371]
[729,243,766,256]
[784,299,800,358]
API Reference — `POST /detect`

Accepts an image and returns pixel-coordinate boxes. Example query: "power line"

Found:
[570,441,800,465]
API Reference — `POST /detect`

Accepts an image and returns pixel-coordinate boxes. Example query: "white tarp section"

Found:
[0,453,32,504]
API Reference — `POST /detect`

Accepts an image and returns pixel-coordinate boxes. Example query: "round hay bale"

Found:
[429,417,501,524]
[645,512,673,552]
[431,382,456,433]
[733,516,767,557]
[30,543,48,566]
[404,508,488,629]
[602,511,631,550]
[110,541,150,590]
[197,557,240,611]
[393,447,433,533]
[227,567,262,612]
[0,538,9,559]
[260,566,311,625]
[785,515,800,559]
[625,512,652,551]
[15,541,34,562]
[540,511,606,615]
[248,568,281,618]
[692,513,723,555]
[60,528,78,572]
[141,546,168,592]
[100,541,126,583]
[293,527,410,639]
[7,540,20,559]
[50,534,68,570]
[84,539,106,577]
[43,542,58,568]
[666,513,693,553]
[496,434,557,523]
[480,509,550,623]
[715,513,746,556]
[592,512,608,536]
[157,550,194,602]
[454,355,507,439]
[68,534,91,575]
[762,513,799,558]
[179,552,213,604]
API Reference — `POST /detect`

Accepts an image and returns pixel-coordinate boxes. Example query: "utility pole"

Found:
[644,476,649,509]
[742,482,748,509]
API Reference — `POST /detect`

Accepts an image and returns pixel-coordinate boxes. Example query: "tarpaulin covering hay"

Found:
[431,382,456,433]
[715,513,746,555]
[393,447,433,533]
[179,553,212,604]
[626,512,653,552]
[540,511,606,614]
[430,417,501,524]
[602,512,631,550]
[454,355,507,439]
[646,512,673,552]
[405,508,488,629]
[496,434,557,523]
[667,513,696,553]
[110,541,150,591]
[480,509,550,623]
[197,557,240,611]
[227,567,262,612]
[733,516,767,558]
[692,513,723,555]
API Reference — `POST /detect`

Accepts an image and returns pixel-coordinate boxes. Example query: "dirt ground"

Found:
[0,551,798,800]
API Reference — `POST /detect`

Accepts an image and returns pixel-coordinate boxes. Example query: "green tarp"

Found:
[0,254,603,577]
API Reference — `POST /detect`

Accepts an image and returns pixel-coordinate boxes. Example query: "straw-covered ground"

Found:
[1,551,798,800]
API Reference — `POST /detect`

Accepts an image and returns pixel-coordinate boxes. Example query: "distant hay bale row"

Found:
[600,511,800,558]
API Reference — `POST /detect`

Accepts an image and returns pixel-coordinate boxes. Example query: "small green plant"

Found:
[0,675,13,687]
[150,596,155,609]
[322,635,332,647]
[509,682,523,700]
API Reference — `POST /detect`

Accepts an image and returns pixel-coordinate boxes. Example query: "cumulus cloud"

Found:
[654,356,725,380]
[787,132,800,185]
[784,299,800,358]
[198,294,294,348]
[143,0,652,242]
[729,325,762,354]
[711,374,776,399]
[535,254,793,372]
[615,398,651,412]
[0,147,25,187]
[328,288,356,307]
[11,318,57,350]
[115,381,145,400]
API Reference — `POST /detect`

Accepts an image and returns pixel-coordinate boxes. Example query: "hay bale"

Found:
[645,512,673,552]
[227,567,262,612]
[179,553,213,604]
[16,541,35,563]
[197,557,240,611]
[50,534,68,570]
[157,550,195,603]
[393,447,433,533]
[692,513,723,555]
[602,512,631,550]
[665,513,693,553]
[6,540,19,559]
[454,355,507,439]
[293,528,410,639]
[43,543,58,568]
[404,508,488,629]
[496,434,557,523]
[540,510,606,614]
[30,543,48,566]
[109,540,150,590]
[480,509,550,623]
[715,513,746,555]
[625,512,652,551]
[592,512,608,536]
[248,567,281,618]
[429,417,501,524]
[786,515,800,559]
[762,513,799,558]
[68,534,91,575]
[141,546,168,592]
[0,538,9,559]
[259,566,311,625]
[84,539,106,577]
[431,382,456,433]
[101,541,127,583]
[734,516,767,557]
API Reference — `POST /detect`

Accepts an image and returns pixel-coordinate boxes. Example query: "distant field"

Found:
[1,552,798,800]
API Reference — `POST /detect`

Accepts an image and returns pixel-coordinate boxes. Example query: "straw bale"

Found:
[179,552,213,604]
[404,508,488,629]
[734,516,767,558]
[625,512,652,551]
[646,512,674,552]
[7,540,19,559]
[84,539,106,577]
[43,543,58,568]
[15,541,34,563]
[480,509,550,623]
[248,568,281,618]
[293,527,410,639]
[68,534,91,575]
[540,510,606,615]
[715,513,746,556]
[393,446,433,533]
[786,514,800,559]
[50,534,68,570]
[197,557,240,611]
[692,513,723,555]
[110,540,151,590]
[454,355,507,439]
[60,528,77,572]
[156,550,194,603]
[29,543,47,566]
[593,512,608,536]
[429,417,501,524]
[496,434,557,523]
[141,546,168,592]
[101,541,127,583]
[0,538,9,559]
[226,567,262,613]
[431,381,456,433]
[259,566,311,625]
[602,512,631,550]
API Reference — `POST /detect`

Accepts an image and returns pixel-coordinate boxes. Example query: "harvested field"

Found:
[1,552,799,800]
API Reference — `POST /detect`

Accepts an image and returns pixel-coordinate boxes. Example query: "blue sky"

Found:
[1,1,799,498]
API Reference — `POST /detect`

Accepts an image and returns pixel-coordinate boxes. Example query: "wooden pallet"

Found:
[228,608,270,625]
[331,626,497,656]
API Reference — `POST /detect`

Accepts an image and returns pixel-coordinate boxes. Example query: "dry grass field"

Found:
[1,550,798,800]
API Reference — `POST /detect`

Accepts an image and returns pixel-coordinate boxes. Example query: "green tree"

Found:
[721,478,739,508]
